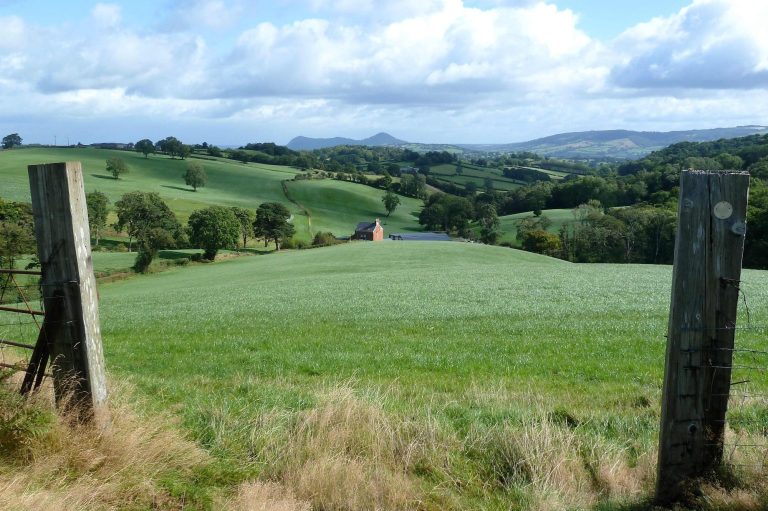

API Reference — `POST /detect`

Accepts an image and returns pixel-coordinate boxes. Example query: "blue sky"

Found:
[0,0,766,145]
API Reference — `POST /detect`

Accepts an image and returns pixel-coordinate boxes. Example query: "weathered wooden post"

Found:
[656,170,750,504]
[28,162,109,426]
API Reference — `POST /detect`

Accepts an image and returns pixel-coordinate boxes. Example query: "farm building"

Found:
[354,219,384,241]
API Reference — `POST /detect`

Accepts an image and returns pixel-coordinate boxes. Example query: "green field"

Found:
[0,147,421,242]
[430,162,523,191]
[70,242,767,508]
[495,209,575,245]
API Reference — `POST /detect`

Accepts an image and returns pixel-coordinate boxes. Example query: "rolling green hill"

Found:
[0,147,422,242]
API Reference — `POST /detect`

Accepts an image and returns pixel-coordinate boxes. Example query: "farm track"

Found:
[281,180,313,235]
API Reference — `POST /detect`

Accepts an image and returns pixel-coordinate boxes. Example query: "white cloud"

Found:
[1,0,768,144]
[611,0,768,89]
[0,15,25,49]
[91,3,122,28]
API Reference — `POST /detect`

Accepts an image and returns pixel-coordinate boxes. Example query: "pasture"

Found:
[0,148,421,242]
[83,241,767,509]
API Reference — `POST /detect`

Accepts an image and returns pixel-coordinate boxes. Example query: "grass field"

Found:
[41,241,762,509]
[0,147,421,242]
[495,209,576,245]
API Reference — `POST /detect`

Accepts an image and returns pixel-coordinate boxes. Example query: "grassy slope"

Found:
[430,163,522,191]
[0,148,424,241]
[0,148,299,221]
[285,179,422,237]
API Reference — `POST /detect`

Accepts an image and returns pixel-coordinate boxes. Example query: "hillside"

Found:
[0,147,422,242]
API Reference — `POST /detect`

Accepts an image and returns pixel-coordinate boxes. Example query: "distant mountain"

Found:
[459,126,768,160]
[287,126,768,160]
[287,132,408,150]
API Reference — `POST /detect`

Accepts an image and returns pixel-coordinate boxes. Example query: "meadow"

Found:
[7,241,759,510]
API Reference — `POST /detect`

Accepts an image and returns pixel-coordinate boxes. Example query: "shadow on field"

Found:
[161,185,195,192]
[91,174,118,180]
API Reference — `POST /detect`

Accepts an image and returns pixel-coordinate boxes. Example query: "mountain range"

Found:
[287,132,406,151]
[287,126,768,160]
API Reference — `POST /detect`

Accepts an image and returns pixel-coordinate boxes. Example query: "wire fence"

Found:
[0,269,54,396]
[719,279,768,472]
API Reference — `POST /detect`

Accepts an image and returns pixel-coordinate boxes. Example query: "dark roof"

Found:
[355,221,377,232]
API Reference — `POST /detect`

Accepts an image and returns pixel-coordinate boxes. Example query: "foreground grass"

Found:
[82,241,767,509]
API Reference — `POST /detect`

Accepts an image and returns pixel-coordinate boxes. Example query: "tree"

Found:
[188,206,240,260]
[253,202,295,250]
[135,139,155,158]
[0,199,35,269]
[86,191,109,246]
[179,144,192,160]
[184,162,207,191]
[477,203,501,244]
[231,207,256,248]
[2,133,22,149]
[382,190,400,217]
[113,191,184,271]
[106,157,129,179]
[207,145,223,157]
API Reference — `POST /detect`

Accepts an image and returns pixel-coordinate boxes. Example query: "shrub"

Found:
[312,232,341,247]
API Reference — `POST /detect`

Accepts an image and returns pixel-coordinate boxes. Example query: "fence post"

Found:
[27,162,109,426]
[656,170,750,504]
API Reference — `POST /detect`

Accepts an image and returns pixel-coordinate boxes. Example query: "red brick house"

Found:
[354,219,384,241]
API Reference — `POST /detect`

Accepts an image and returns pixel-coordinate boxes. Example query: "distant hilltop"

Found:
[287,132,408,151]
[287,126,768,160]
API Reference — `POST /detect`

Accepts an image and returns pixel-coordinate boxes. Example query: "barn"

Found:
[354,219,384,241]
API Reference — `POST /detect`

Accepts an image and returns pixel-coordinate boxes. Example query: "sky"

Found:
[0,0,766,145]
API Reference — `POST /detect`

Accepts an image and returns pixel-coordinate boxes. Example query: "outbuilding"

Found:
[354,219,384,241]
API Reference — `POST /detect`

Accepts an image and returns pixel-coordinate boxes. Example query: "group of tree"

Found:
[186,202,294,258]
[113,191,187,272]
[155,137,191,159]
[2,133,22,149]
[515,201,677,264]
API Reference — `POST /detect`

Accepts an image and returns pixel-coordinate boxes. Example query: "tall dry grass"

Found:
[3,372,767,510]
[0,377,209,511]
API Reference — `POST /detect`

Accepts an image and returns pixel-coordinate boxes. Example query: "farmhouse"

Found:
[354,219,384,241]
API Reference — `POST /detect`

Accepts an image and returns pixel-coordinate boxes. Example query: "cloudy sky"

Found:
[0,0,766,145]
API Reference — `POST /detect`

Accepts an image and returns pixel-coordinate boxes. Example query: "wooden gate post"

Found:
[28,162,109,426]
[656,170,750,504]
